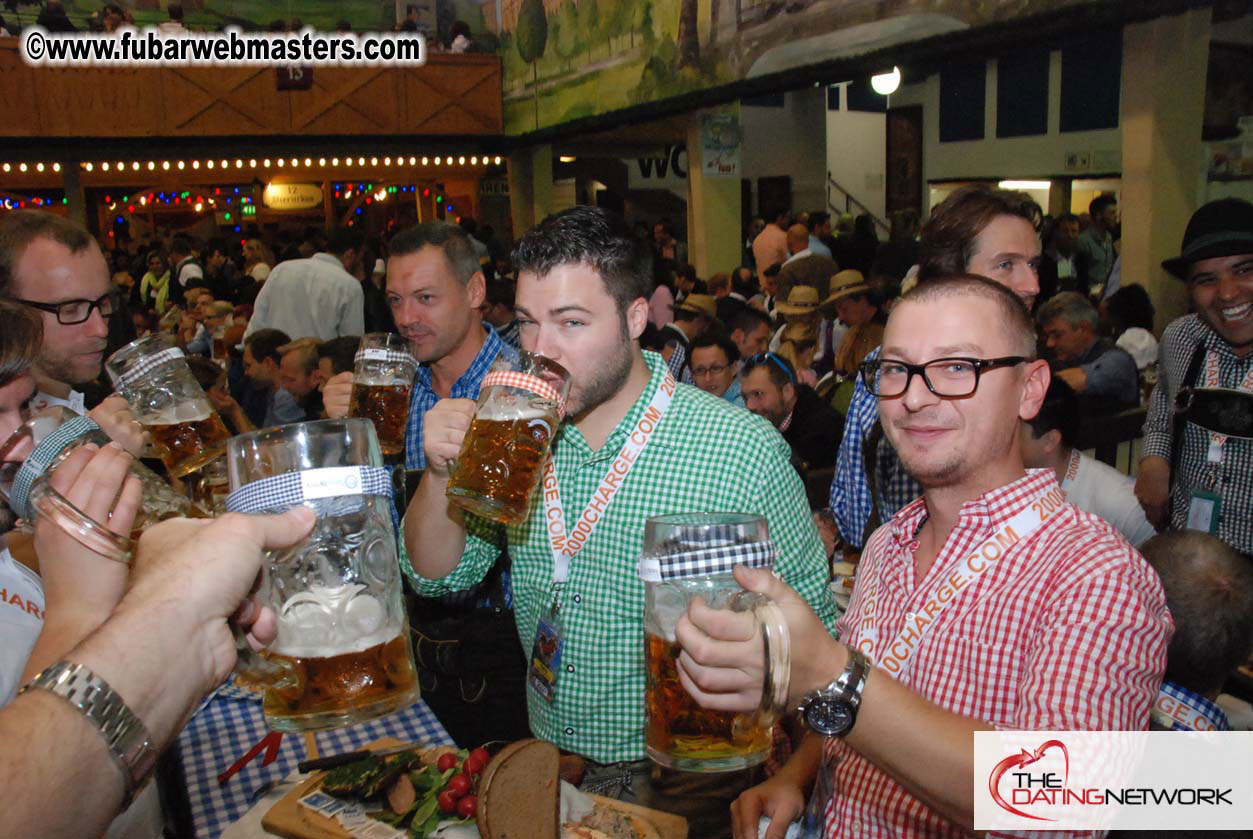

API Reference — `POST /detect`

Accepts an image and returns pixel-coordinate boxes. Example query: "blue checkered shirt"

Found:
[829,345,922,547]
[494,319,522,353]
[405,325,518,470]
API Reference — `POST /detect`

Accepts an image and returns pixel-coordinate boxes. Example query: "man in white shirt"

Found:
[246,227,365,342]
[1020,378,1156,547]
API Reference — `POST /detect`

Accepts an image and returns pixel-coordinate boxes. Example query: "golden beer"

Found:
[645,633,772,771]
[147,409,231,477]
[212,336,228,361]
[446,412,554,524]
[260,633,419,731]
[349,382,411,457]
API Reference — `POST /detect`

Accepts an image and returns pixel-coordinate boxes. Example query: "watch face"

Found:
[805,697,854,737]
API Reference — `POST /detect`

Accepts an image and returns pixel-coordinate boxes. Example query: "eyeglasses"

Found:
[691,363,730,378]
[859,356,1027,398]
[744,352,795,385]
[3,291,119,325]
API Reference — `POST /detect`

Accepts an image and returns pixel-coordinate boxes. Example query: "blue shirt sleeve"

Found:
[830,346,879,547]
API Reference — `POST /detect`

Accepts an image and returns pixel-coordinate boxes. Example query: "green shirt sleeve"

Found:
[400,511,504,595]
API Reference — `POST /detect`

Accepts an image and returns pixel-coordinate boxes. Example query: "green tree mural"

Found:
[677,0,699,67]
[554,0,580,72]
[577,0,600,61]
[515,0,549,130]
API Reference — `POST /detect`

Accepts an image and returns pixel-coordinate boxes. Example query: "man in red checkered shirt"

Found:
[676,275,1172,839]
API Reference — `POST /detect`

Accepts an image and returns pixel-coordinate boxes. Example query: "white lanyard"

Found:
[1201,351,1253,463]
[853,481,1066,678]
[541,373,677,585]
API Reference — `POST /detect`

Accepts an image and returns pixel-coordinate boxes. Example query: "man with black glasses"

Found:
[0,212,119,415]
[679,275,1170,839]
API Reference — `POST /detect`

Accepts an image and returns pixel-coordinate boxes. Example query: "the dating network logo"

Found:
[988,739,1070,821]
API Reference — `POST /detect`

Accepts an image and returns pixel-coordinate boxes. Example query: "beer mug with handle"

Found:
[349,333,418,459]
[0,406,207,562]
[225,418,419,732]
[640,512,791,773]
[445,352,571,524]
[106,333,231,477]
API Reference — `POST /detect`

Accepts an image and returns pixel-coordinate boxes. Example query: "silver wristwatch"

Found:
[796,645,870,737]
[21,661,157,806]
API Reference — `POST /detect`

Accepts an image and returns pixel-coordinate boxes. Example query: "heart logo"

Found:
[988,739,1069,821]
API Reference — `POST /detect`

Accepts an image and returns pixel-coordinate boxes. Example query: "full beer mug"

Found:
[640,513,790,773]
[106,333,231,477]
[0,407,206,562]
[349,333,419,458]
[445,353,571,524]
[225,418,419,732]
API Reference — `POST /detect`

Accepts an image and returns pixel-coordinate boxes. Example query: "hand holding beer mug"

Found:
[348,333,419,459]
[445,353,571,524]
[0,407,208,562]
[640,513,790,773]
[106,333,231,477]
[225,418,419,731]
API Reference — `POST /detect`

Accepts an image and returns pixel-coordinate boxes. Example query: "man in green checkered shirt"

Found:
[403,206,836,834]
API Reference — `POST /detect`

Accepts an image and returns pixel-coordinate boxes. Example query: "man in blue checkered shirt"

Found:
[323,222,518,469]
[831,185,1043,546]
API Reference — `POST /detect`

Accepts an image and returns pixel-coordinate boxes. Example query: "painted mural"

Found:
[494,0,1114,134]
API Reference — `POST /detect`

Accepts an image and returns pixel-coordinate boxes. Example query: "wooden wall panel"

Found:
[0,42,501,138]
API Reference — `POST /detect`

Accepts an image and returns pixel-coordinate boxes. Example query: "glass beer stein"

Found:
[106,333,231,478]
[226,418,419,732]
[0,407,207,562]
[640,513,791,773]
[349,333,419,459]
[445,353,571,525]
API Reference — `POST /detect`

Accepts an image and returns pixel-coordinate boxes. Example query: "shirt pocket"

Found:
[926,633,1024,721]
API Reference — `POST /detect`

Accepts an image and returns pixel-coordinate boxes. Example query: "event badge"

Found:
[528,599,565,703]
[1186,490,1221,534]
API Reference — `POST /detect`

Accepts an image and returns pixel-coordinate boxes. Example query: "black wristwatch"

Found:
[796,645,869,737]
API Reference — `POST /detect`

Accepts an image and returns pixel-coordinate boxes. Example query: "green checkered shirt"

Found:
[404,351,837,762]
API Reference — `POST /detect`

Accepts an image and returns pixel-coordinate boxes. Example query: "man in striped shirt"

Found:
[678,275,1171,839]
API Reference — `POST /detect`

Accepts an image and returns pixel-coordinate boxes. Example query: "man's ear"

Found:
[466,271,487,309]
[625,297,649,341]
[1019,359,1050,421]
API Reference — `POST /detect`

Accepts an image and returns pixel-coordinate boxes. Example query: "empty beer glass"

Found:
[349,333,418,458]
[445,353,571,525]
[640,513,791,773]
[0,407,207,562]
[106,333,231,477]
[226,418,419,732]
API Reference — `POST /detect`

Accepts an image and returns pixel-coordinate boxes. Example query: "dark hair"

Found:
[742,351,796,388]
[484,279,515,308]
[244,328,291,365]
[327,227,363,257]
[389,221,481,285]
[316,336,361,376]
[808,211,829,232]
[1141,530,1253,695]
[458,217,479,236]
[513,206,652,314]
[1089,194,1117,218]
[185,354,225,393]
[0,210,97,296]
[918,185,1041,282]
[204,237,228,258]
[1104,284,1155,334]
[900,274,1037,358]
[732,266,757,298]
[675,263,697,285]
[726,304,770,337]
[638,322,666,352]
[1026,377,1079,448]
[690,329,740,364]
[0,301,42,388]
[170,235,194,258]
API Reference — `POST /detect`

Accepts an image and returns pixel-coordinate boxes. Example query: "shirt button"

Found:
[572,594,582,604]
[566,664,575,673]
[564,727,575,735]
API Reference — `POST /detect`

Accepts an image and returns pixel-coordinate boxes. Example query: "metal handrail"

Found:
[827,172,890,234]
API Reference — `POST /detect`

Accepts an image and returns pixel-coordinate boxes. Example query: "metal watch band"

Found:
[835,645,870,704]
[20,660,157,806]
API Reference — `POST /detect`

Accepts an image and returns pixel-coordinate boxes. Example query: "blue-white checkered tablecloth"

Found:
[176,680,454,839]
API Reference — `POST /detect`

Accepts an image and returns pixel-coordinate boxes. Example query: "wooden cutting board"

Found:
[260,740,687,839]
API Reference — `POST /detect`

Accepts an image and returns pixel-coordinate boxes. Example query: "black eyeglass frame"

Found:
[859,356,1028,398]
[3,291,120,325]
[743,351,796,385]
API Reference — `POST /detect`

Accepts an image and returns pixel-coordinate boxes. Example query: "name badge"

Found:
[527,605,565,704]
[1186,490,1221,534]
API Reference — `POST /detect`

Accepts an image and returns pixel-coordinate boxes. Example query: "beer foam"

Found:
[272,583,401,658]
[475,398,554,423]
[146,399,212,425]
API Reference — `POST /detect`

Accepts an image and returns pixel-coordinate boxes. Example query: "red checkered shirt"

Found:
[824,469,1172,839]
